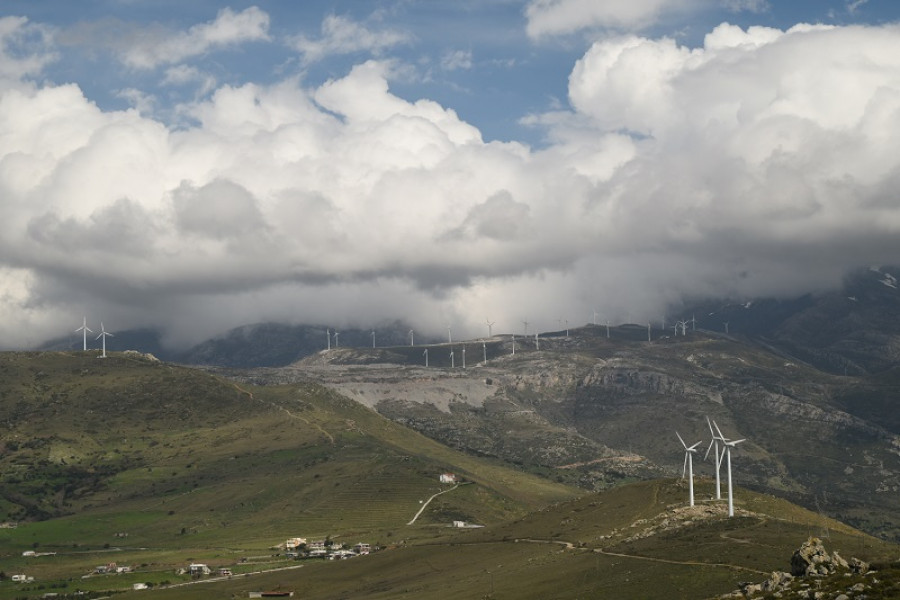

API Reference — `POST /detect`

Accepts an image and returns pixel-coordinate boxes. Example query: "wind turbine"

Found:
[606,319,610,338]
[327,328,331,350]
[450,350,455,368]
[447,325,452,344]
[482,340,487,364]
[485,319,495,338]
[676,431,702,507]
[371,330,376,348]
[409,329,414,346]
[96,323,114,358]
[75,317,93,351]
[511,334,516,355]
[423,348,428,367]
[592,309,599,326]
[462,346,466,369]
[522,319,529,336]
[534,332,539,350]
[704,416,725,500]
[333,331,340,348]
[712,420,746,517]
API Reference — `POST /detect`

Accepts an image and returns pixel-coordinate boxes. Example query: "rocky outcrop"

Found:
[789,537,869,578]
[719,537,873,599]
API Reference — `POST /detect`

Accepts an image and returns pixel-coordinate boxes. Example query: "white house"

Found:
[439,473,457,484]
[188,563,211,576]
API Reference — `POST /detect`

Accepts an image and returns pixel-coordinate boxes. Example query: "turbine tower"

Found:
[450,350,455,368]
[333,331,340,348]
[712,420,746,517]
[511,334,516,355]
[522,319,529,336]
[409,329,414,346]
[447,325,452,344]
[462,346,466,369]
[704,416,725,500]
[676,431,702,507]
[371,330,376,348]
[327,328,331,350]
[534,332,539,350]
[75,317,92,351]
[423,348,428,367]
[485,319,495,338]
[482,340,487,364]
[96,323,114,358]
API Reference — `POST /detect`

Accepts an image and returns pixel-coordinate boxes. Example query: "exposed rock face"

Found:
[721,537,872,599]
[790,537,854,577]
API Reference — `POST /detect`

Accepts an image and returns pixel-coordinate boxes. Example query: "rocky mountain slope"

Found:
[233,321,900,544]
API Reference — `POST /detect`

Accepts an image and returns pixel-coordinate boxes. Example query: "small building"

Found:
[11,574,33,583]
[453,520,467,528]
[189,563,211,576]
[284,537,307,551]
[439,473,457,484]
[354,543,370,555]
[133,583,149,590]
[217,568,233,577]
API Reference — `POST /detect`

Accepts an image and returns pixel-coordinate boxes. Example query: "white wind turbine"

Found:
[511,334,516,355]
[409,329,415,346]
[482,340,487,364]
[704,416,725,500]
[447,325,452,344]
[485,319,495,338]
[75,317,93,351]
[371,330,376,348]
[462,346,466,369]
[534,332,539,350]
[326,328,331,350]
[333,331,340,348]
[96,323,114,358]
[423,348,428,367]
[450,350,455,368]
[676,431,702,507]
[712,420,746,517]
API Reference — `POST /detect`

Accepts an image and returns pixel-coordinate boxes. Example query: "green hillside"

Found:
[84,480,900,600]
[0,351,576,598]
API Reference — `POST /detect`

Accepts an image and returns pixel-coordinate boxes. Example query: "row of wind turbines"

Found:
[75,317,114,358]
[677,417,746,517]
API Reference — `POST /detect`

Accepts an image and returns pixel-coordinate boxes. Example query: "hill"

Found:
[0,351,576,597]
[236,322,900,545]
[72,480,900,599]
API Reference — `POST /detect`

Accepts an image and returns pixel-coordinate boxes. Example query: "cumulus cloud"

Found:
[291,14,412,65]
[2,18,900,348]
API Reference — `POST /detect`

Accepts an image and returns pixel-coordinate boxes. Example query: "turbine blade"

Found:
[730,439,746,446]
[704,439,715,461]
[676,431,687,449]
[688,441,702,451]
[712,419,727,442]
[682,452,688,479]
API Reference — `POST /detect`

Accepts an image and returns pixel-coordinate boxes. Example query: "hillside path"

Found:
[407,484,460,525]
[594,547,769,575]
[231,382,335,444]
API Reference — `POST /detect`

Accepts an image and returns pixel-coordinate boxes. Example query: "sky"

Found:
[1,0,900,349]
